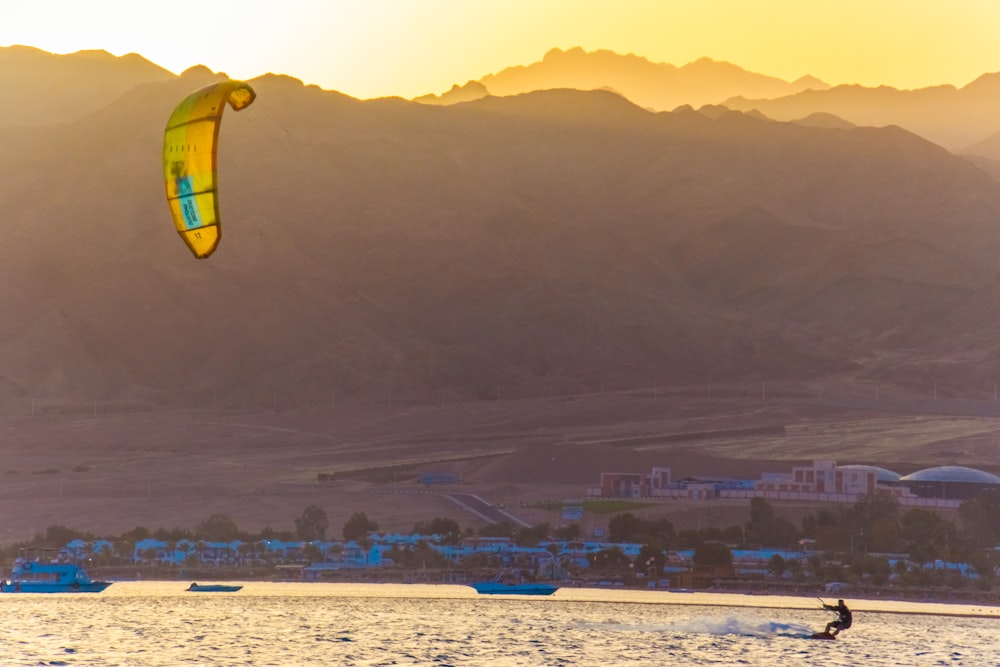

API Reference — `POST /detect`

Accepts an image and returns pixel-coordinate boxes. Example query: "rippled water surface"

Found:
[1,582,997,665]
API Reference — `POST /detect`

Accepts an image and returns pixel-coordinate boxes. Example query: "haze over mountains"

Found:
[415,47,828,111]
[0,45,173,126]
[4,45,1000,414]
[418,47,1000,160]
[723,74,1000,155]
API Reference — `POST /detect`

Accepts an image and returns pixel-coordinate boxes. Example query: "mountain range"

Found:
[723,75,1000,155]
[0,45,173,126]
[3,46,1000,413]
[415,47,828,111]
[417,47,1000,159]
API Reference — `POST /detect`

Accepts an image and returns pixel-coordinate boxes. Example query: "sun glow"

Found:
[4,0,1000,99]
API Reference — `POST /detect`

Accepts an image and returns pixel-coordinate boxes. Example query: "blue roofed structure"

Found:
[837,464,901,482]
[900,466,1000,499]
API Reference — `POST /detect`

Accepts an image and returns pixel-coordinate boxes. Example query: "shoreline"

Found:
[91,576,1000,619]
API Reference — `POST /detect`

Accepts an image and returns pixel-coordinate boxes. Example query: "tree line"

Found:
[2,505,370,560]
[7,490,1000,590]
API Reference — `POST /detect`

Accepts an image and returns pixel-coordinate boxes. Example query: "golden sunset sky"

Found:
[5,0,1000,99]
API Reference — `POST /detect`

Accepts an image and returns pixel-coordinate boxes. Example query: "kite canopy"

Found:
[163,80,256,258]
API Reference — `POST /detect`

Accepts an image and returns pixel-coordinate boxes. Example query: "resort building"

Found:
[595,467,671,498]
[754,460,882,496]
[588,459,1000,507]
[899,466,1000,499]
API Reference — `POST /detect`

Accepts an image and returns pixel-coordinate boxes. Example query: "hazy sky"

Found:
[5,0,1000,99]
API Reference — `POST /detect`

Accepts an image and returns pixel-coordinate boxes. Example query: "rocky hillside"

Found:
[3,50,1000,412]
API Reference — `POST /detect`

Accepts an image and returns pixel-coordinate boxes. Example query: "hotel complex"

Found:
[589,460,1000,508]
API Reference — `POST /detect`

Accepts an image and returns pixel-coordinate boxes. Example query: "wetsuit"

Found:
[823,601,852,636]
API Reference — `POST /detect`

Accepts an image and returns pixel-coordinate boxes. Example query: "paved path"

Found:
[443,492,532,528]
[372,488,532,528]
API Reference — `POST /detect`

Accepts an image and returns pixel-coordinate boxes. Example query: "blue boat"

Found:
[0,549,111,593]
[470,581,559,595]
[470,570,558,596]
[186,582,243,592]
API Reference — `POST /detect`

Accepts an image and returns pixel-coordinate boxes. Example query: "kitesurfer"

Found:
[823,599,852,636]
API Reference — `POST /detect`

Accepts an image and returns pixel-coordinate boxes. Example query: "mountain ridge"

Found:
[10,44,1000,157]
[413,46,1000,155]
[3,48,1000,411]
[0,45,174,127]
[723,74,1000,153]
[416,46,829,110]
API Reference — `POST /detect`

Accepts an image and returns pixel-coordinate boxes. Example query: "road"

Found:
[444,492,531,528]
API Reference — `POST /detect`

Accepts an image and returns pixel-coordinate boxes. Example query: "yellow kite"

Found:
[163,80,256,258]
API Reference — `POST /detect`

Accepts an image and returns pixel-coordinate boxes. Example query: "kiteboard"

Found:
[809,631,837,640]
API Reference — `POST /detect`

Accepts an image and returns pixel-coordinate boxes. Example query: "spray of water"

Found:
[581,615,818,639]
[664,616,815,638]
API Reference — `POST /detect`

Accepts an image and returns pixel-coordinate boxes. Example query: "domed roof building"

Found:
[838,464,901,483]
[900,466,1000,499]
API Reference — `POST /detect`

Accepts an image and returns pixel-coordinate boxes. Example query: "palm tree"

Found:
[767,554,787,579]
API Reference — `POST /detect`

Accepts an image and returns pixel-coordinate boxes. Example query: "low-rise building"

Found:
[596,467,671,498]
[586,459,981,507]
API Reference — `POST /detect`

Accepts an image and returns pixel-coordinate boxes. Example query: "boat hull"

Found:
[1,581,112,593]
[187,584,243,592]
[471,582,558,596]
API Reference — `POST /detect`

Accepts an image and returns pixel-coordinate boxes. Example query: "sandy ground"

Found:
[0,391,993,543]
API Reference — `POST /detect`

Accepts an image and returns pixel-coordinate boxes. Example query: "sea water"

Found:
[0,582,996,666]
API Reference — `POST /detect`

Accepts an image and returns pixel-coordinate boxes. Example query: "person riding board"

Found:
[823,599,852,636]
